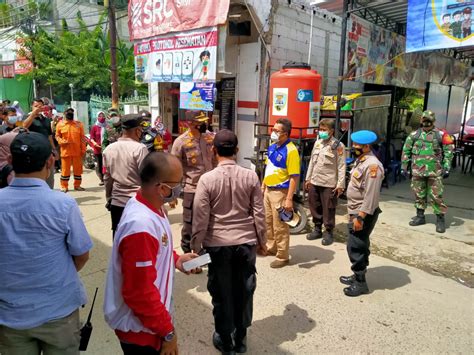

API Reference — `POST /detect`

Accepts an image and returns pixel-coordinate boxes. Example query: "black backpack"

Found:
[0,164,13,188]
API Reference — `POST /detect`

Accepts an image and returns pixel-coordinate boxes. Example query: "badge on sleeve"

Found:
[369,164,379,178]
[337,145,344,156]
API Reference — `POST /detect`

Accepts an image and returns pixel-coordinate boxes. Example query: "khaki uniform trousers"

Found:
[0,309,80,355]
[264,189,290,261]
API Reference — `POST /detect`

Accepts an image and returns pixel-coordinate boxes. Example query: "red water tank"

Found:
[269,62,322,138]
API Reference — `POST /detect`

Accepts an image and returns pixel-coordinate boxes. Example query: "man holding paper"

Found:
[192,129,267,355]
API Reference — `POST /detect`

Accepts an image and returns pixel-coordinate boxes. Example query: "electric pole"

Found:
[106,0,119,109]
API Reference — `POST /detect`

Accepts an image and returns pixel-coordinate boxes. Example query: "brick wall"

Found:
[270,1,362,95]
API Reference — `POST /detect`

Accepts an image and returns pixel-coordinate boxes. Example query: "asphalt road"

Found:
[67,169,473,354]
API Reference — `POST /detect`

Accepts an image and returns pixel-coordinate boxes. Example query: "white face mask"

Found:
[270,131,280,141]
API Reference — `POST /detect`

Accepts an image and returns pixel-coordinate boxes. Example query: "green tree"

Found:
[20,12,144,103]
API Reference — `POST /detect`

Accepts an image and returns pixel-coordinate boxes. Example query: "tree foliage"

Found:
[20,12,144,103]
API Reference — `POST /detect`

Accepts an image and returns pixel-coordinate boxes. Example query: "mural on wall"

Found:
[347,14,470,89]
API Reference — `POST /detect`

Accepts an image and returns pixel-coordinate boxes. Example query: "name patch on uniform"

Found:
[369,164,379,178]
[276,154,283,162]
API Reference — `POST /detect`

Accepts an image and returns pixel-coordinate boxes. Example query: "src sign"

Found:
[128,0,229,41]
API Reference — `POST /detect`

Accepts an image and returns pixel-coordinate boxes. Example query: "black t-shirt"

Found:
[27,114,52,137]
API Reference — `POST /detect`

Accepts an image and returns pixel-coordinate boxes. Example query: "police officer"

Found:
[171,111,215,254]
[401,110,454,233]
[340,130,384,297]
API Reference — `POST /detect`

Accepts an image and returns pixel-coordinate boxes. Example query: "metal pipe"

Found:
[308,8,314,64]
[335,0,349,139]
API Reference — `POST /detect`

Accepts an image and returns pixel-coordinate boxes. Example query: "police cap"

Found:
[185,110,209,122]
[351,130,378,145]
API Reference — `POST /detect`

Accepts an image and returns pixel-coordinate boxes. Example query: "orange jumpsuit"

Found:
[55,119,86,189]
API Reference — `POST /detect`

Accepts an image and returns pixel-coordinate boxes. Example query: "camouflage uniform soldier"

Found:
[401,111,454,233]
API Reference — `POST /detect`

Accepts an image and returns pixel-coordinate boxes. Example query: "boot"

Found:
[409,208,426,226]
[322,230,334,246]
[234,328,247,353]
[343,273,369,297]
[306,227,322,240]
[213,332,235,355]
[339,274,356,285]
[436,214,446,233]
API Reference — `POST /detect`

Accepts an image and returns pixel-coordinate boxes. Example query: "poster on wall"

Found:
[134,27,217,83]
[128,0,229,41]
[220,78,236,131]
[14,59,33,75]
[347,14,470,89]
[272,88,288,116]
[2,65,14,78]
[407,0,474,52]
[180,82,215,111]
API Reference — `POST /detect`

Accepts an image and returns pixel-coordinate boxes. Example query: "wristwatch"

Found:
[163,330,175,342]
[356,215,365,223]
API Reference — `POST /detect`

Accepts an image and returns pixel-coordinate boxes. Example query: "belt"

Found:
[266,187,288,191]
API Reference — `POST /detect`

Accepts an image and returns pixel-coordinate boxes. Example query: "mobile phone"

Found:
[182,253,211,272]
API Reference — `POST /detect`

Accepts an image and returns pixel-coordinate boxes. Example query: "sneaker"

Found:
[74,187,86,191]
[99,181,104,186]
[270,259,289,268]
[60,187,68,193]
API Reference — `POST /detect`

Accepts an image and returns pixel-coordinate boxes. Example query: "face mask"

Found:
[7,116,18,125]
[352,147,363,156]
[319,131,330,140]
[197,123,207,133]
[161,183,183,203]
[270,131,280,141]
[98,116,106,123]
[421,120,433,128]
[65,112,74,120]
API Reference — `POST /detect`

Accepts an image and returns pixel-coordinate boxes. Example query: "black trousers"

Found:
[308,184,338,231]
[111,204,125,239]
[94,153,103,182]
[181,192,195,253]
[347,208,381,277]
[120,342,160,355]
[207,244,257,341]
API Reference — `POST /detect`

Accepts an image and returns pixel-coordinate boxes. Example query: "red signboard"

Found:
[128,0,229,41]
[2,65,15,78]
[14,59,33,75]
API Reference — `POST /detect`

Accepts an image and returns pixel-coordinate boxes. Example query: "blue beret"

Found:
[351,130,378,144]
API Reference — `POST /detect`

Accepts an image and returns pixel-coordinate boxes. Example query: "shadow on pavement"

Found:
[251,303,315,353]
[75,196,102,205]
[367,266,411,291]
[289,244,335,269]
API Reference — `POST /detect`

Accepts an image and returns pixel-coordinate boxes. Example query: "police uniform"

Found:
[341,130,384,297]
[305,136,346,244]
[171,111,215,253]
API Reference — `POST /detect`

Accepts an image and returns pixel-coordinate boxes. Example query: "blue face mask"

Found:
[7,115,18,125]
[319,131,330,140]
[161,183,183,203]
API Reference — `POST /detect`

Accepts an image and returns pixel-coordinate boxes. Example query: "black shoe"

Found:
[339,274,356,285]
[234,329,247,353]
[436,214,446,233]
[409,208,426,226]
[321,231,334,246]
[213,332,235,355]
[306,229,322,240]
[343,281,369,297]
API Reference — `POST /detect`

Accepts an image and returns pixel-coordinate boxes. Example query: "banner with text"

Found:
[134,27,217,83]
[128,0,229,41]
[407,0,474,52]
[180,82,215,111]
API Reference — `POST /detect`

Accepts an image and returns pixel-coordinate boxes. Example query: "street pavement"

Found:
[66,169,473,354]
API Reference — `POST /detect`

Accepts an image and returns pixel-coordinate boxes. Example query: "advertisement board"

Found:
[134,27,217,83]
[407,0,474,52]
[180,82,215,111]
[128,0,229,41]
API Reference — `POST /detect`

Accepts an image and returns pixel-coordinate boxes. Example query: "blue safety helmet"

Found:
[351,130,378,145]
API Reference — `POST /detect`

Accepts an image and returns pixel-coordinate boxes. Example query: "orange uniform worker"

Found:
[55,108,86,192]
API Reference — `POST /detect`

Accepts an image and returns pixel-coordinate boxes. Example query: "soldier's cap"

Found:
[10,132,52,172]
[185,110,209,122]
[351,130,378,145]
[138,110,152,119]
[121,113,145,129]
[64,107,74,113]
[277,206,301,228]
[213,129,238,150]
[422,110,436,122]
